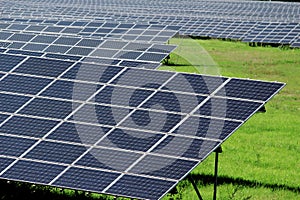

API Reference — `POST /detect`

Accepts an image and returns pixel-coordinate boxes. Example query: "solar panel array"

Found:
[0,1,287,200]
[1,0,299,46]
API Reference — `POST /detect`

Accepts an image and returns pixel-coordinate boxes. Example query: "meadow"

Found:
[1,38,299,200]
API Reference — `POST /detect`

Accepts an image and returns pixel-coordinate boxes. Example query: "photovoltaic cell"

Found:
[129,155,198,179]
[14,57,74,77]
[0,74,52,95]
[107,175,176,200]
[0,116,59,138]
[53,167,120,192]
[0,54,25,72]
[0,135,37,157]
[2,160,66,184]
[24,141,87,164]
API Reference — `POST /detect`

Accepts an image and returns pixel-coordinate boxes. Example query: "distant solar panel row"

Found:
[0,52,285,199]
[0,31,176,69]
[0,19,179,43]
[1,0,299,22]
[1,0,299,46]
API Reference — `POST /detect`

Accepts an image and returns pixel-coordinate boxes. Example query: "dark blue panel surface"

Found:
[7,42,25,49]
[0,135,37,157]
[0,74,52,95]
[165,74,227,95]
[43,26,64,33]
[112,68,173,89]
[53,167,120,192]
[46,122,111,144]
[0,157,15,172]
[99,128,163,152]
[8,33,35,42]
[0,114,9,123]
[0,116,58,138]
[119,60,159,69]
[2,160,66,184]
[7,49,44,57]
[107,175,176,200]
[76,148,141,171]
[130,155,198,179]
[101,40,127,49]
[174,116,242,140]
[19,98,80,119]
[61,63,122,83]
[121,110,182,132]
[45,45,71,54]
[14,57,74,77]
[216,79,284,101]
[198,97,263,121]
[23,43,48,51]
[54,37,81,45]
[25,141,86,164]
[114,51,142,59]
[31,35,57,44]
[45,53,82,61]
[67,47,93,56]
[0,93,30,113]
[152,136,219,160]
[0,32,13,40]
[0,53,25,72]
[138,52,167,62]
[76,39,103,47]
[141,91,205,114]
[95,86,153,106]
[73,104,131,126]
[41,80,100,101]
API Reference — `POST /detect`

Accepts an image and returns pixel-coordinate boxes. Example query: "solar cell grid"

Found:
[0,0,289,199]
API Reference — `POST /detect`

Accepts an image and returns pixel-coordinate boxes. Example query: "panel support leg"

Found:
[213,146,222,200]
[188,174,203,200]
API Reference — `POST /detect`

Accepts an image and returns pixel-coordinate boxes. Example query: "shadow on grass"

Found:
[188,173,300,193]
[0,180,105,200]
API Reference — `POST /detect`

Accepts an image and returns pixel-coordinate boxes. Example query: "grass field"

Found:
[1,38,299,200]
[160,38,300,200]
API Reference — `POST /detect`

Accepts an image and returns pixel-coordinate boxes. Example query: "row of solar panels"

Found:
[1,0,300,22]
[1,10,299,46]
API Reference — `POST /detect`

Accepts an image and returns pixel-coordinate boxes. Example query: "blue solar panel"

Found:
[98,128,163,152]
[53,167,120,192]
[106,175,175,200]
[2,160,66,184]
[19,98,80,119]
[0,54,25,72]
[129,155,198,179]
[0,93,30,113]
[14,57,74,77]
[25,141,87,164]
[0,135,37,157]
[0,116,59,138]
[0,74,52,95]
[198,98,263,121]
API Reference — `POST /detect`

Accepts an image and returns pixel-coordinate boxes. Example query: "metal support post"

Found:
[213,146,222,200]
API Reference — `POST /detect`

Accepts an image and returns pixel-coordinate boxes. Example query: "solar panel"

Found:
[0,0,289,199]
[0,31,176,69]
[0,52,285,199]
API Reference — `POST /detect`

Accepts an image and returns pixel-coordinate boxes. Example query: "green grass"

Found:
[160,38,300,199]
